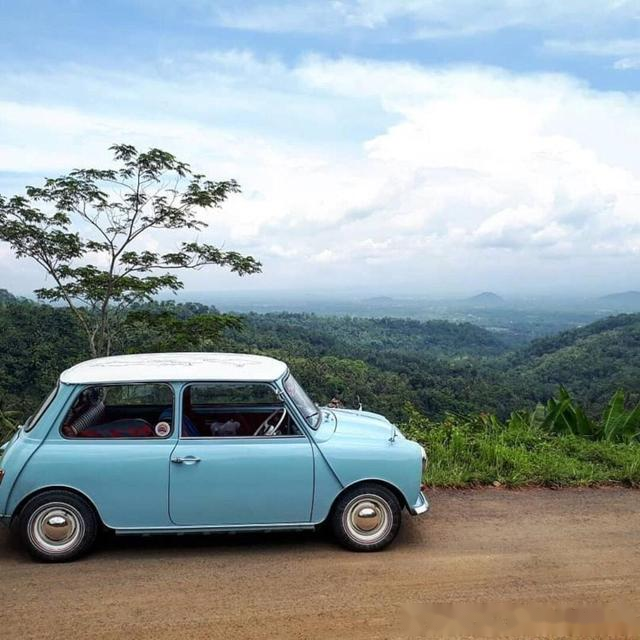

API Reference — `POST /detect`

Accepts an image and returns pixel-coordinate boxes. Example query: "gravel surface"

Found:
[1,487,639,639]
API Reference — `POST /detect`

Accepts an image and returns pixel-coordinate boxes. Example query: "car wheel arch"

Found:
[11,485,104,528]
[327,478,408,521]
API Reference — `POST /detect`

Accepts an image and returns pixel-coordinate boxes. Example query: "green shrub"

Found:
[400,403,640,487]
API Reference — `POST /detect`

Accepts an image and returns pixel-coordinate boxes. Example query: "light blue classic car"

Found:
[0,353,429,562]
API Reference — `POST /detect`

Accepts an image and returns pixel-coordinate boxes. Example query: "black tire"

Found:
[18,490,98,563]
[331,483,401,552]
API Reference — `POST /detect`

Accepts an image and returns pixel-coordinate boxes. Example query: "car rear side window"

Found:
[61,383,174,439]
[24,385,59,432]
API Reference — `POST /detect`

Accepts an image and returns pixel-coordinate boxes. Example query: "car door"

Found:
[24,382,178,529]
[168,382,314,526]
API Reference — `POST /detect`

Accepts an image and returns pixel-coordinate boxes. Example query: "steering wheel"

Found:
[254,408,287,436]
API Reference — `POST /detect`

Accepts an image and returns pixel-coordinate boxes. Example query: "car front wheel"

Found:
[18,490,98,562]
[331,483,401,551]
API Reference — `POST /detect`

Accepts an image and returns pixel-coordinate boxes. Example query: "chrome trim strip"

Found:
[178,435,306,441]
[114,522,318,535]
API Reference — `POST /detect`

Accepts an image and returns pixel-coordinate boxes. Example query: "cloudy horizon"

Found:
[2,1,640,298]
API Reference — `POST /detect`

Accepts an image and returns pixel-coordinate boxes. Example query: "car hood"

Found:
[325,407,403,441]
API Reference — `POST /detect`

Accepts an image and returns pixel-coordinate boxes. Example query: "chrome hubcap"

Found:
[353,504,381,531]
[28,503,84,554]
[344,494,392,544]
[42,514,73,541]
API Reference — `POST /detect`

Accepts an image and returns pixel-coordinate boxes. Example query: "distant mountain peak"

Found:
[362,295,394,304]
[463,292,505,306]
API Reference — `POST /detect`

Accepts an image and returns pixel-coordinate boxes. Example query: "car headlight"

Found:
[420,446,427,473]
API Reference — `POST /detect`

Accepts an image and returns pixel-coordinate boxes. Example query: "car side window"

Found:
[23,384,59,432]
[182,383,301,438]
[61,383,174,438]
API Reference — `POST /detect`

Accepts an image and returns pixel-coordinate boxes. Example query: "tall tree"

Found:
[0,144,261,357]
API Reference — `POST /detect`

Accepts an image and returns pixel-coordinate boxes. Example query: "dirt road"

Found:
[1,488,639,639]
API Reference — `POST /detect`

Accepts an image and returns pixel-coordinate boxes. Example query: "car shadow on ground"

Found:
[98,526,332,557]
[0,524,339,564]
[0,513,426,564]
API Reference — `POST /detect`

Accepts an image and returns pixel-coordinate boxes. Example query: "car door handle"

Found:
[171,456,201,465]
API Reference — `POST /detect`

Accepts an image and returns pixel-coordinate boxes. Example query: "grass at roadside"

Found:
[400,406,640,488]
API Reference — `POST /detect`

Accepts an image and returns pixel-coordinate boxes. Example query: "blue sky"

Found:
[1,1,640,296]
[3,1,639,90]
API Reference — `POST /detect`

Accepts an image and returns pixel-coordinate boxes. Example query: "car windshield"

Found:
[283,374,320,429]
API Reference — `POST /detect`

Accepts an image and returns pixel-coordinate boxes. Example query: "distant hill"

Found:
[508,313,640,412]
[362,296,394,304]
[598,291,640,309]
[234,312,509,359]
[461,292,505,307]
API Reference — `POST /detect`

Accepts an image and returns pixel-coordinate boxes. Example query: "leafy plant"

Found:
[542,386,595,439]
[540,386,640,443]
[600,390,640,443]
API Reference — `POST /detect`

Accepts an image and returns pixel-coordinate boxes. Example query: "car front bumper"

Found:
[409,491,429,515]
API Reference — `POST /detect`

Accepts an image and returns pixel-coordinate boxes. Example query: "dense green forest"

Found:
[227,310,640,420]
[2,289,639,486]
[1,289,640,424]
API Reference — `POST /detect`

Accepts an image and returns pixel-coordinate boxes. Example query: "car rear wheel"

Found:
[18,490,98,562]
[331,483,401,551]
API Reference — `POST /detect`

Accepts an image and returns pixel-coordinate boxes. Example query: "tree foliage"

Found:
[123,304,244,353]
[0,144,261,356]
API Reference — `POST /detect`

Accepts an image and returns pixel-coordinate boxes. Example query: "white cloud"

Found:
[2,52,640,294]
[210,0,638,39]
[544,38,640,70]
[614,57,640,70]
[310,249,338,264]
[545,39,640,57]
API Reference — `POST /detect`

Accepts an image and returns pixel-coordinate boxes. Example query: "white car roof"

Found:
[59,352,288,385]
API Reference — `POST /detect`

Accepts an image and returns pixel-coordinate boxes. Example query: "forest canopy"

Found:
[1,291,639,425]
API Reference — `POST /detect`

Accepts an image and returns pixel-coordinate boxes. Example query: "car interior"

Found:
[61,383,301,438]
[180,384,301,437]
